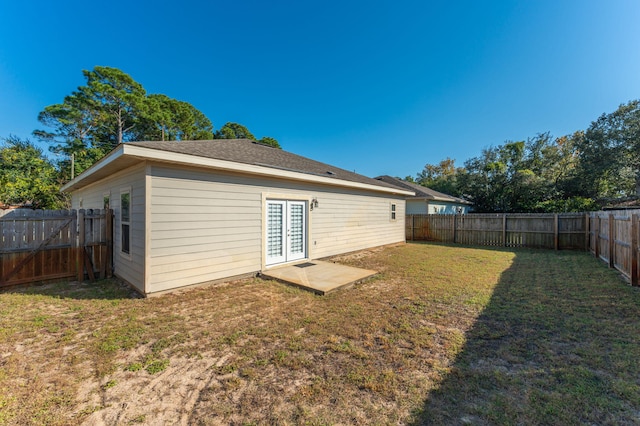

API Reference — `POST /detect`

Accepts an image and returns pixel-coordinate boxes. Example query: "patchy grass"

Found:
[0,244,639,424]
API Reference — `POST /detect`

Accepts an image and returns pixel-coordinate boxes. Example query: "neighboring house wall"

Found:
[426,201,471,214]
[147,163,405,294]
[406,200,428,215]
[407,200,470,214]
[70,163,147,293]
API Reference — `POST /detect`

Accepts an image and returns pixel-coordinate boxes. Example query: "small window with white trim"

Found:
[390,203,397,221]
[121,190,130,255]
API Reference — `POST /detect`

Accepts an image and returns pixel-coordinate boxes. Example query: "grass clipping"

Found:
[1,243,639,425]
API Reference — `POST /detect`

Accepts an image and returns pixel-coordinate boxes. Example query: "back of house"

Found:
[62,139,413,296]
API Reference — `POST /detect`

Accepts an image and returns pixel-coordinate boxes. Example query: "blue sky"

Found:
[1,0,639,179]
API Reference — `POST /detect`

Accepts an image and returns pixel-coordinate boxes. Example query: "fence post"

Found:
[70,210,78,282]
[554,213,559,251]
[106,209,113,278]
[609,213,615,268]
[584,213,590,252]
[631,214,638,286]
[410,215,414,241]
[77,209,85,282]
[453,214,457,244]
[594,215,600,259]
[502,214,507,247]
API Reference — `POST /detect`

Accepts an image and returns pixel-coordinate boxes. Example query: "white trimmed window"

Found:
[390,203,397,221]
[121,190,131,255]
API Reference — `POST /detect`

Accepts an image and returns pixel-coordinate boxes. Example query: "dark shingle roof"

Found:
[127,139,402,191]
[374,175,471,204]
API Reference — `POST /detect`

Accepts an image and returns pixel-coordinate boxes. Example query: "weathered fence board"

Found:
[0,209,113,288]
[589,210,640,286]
[407,213,588,250]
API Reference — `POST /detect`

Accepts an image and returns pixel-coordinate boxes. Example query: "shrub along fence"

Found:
[0,209,113,288]
[407,211,640,286]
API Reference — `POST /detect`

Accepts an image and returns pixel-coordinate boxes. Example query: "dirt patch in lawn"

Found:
[1,243,639,425]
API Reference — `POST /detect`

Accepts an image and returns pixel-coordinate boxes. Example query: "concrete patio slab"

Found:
[260,260,377,295]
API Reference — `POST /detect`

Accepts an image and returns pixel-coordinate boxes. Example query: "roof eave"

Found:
[410,196,472,204]
[61,144,415,197]
[60,144,125,192]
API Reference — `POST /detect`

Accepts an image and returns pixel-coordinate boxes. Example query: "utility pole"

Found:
[71,153,75,179]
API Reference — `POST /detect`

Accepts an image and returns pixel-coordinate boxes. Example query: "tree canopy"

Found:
[577,100,640,198]
[0,136,67,209]
[4,65,283,208]
[412,100,640,213]
[214,122,281,148]
[34,66,276,179]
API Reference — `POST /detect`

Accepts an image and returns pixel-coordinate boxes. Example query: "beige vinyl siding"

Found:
[148,163,404,294]
[149,166,262,293]
[69,163,146,292]
[309,195,404,258]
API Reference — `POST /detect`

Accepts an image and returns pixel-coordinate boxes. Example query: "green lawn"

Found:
[0,243,639,425]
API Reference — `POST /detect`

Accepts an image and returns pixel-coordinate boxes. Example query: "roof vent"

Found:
[326,171,336,175]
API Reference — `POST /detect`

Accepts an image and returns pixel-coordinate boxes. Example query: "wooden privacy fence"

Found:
[589,210,640,286]
[407,211,640,286]
[0,209,113,288]
[407,213,589,250]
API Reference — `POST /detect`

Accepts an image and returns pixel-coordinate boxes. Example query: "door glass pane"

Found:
[289,203,304,255]
[267,203,283,257]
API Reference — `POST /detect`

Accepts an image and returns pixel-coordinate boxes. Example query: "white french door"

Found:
[266,200,307,266]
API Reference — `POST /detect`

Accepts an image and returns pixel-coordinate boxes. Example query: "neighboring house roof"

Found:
[374,175,472,205]
[602,197,640,210]
[61,139,414,196]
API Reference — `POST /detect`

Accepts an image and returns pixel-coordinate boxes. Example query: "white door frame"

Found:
[286,200,307,262]
[264,198,309,266]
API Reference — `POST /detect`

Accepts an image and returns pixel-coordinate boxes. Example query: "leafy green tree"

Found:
[456,134,573,212]
[534,197,599,213]
[215,122,256,140]
[35,66,216,178]
[214,122,281,148]
[417,157,464,196]
[577,99,640,198]
[81,66,148,145]
[423,132,600,213]
[0,136,67,209]
[34,66,148,177]
[140,94,213,141]
[257,136,281,149]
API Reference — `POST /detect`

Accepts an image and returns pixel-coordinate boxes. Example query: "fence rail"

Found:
[407,210,640,286]
[407,213,588,250]
[589,210,640,286]
[0,209,113,288]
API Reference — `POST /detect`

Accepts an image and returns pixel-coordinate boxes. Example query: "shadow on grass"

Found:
[413,249,640,425]
[0,278,140,300]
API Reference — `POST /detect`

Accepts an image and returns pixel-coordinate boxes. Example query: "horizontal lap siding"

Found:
[70,164,146,292]
[149,164,405,293]
[149,166,263,293]
[407,200,427,215]
[311,196,405,258]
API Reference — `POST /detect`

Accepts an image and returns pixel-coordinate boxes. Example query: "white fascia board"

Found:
[60,144,125,192]
[416,195,471,204]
